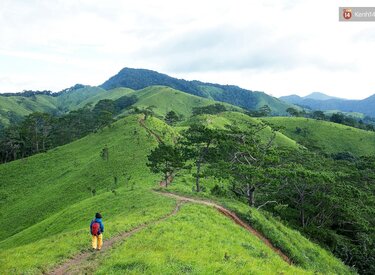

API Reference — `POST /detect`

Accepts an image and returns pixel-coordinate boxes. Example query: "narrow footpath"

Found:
[48,201,185,275]
[156,191,292,265]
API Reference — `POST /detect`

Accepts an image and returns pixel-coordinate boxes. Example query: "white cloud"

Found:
[0,0,375,99]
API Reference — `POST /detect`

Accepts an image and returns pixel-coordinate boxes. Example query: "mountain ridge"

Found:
[100,67,295,115]
[0,67,297,126]
[280,92,375,117]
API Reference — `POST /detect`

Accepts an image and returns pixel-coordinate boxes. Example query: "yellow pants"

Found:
[92,234,103,250]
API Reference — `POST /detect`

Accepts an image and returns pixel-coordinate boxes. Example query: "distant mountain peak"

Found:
[304,92,344,101]
[99,67,295,115]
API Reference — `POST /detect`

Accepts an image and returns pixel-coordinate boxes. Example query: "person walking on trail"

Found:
[90,212,104,251]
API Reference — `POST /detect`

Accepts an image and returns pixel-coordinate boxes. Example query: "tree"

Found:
[330,113,345,124]
[276,165,334,228]
[312,111,326,120]
[0,125,23,162]
[258,105,272,117]
[286,107,300,117]
[114,95,137,112]
[208,121,279,207]
[181,124,224,192]
[147,143,186,187]
[192,104,227,116]
[93,99,116,115]
[20,112,53,153]
[165,111,180,125]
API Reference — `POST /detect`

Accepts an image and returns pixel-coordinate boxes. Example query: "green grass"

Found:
[0,189,176,274]
[130,86,241,118]
[161,184,353,274]
[0,94,57,124]
[0,86,107,124]
[221,200,353,274]
[55,86,108,110]
[76,87,135,109]
[0,85,241,125]
[183,111,301,149]
[0,115,160,240]
[263,117,375,156]
[95,203,308,275]
[0,114,353,274]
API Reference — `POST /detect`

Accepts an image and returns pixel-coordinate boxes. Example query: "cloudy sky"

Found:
[1,0,375,99]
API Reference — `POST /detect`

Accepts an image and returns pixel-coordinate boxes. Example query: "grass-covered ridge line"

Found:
[95,203,309,275]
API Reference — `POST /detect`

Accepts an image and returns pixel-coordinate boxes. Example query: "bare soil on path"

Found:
[47,201,184,275]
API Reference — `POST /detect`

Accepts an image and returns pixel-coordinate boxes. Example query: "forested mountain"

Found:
[280,92,375,117]
[100,67,294,114]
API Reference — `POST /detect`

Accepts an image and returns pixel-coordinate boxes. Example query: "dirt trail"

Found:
[139,115,291,264]
[155,191,292,265]
[48,201,185,275]
[139,116,163,143]
[48,116,291,274]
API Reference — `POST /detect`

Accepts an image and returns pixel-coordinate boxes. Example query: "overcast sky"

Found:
[1,0,375,99]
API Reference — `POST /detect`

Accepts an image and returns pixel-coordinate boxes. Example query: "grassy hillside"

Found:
[0,85,237,126]
[55,86,109,111]
[0,114,351,274]
[183,111,301,150]
[0,94,57,124]
[131,86,240,118]
[76,87,135,109]
[0,86,107,124]
[264,117,375,156]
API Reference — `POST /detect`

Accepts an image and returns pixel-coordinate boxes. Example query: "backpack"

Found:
[92,222,100,236]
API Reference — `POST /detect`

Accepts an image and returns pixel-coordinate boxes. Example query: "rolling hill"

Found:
[263,117,375,156]
[0,114,351,274]
[181,111,302,150]
[0,85,110,125]
[128,86,241,117]
[0,85,236,126]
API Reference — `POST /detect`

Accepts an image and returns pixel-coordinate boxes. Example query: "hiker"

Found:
[90,212,104,251]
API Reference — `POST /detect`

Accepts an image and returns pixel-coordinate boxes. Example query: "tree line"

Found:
[286,107,375,131]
